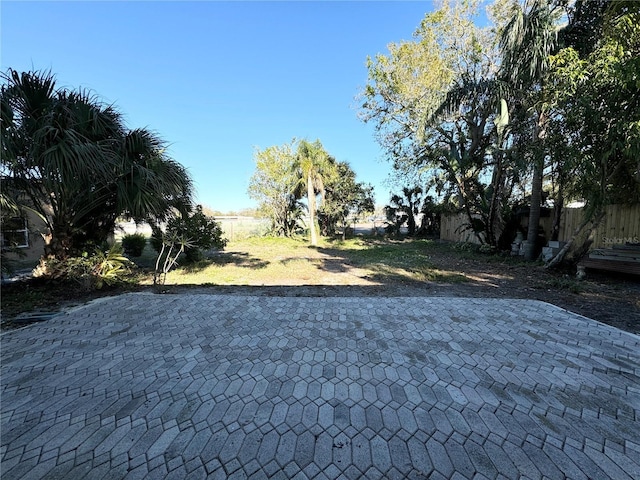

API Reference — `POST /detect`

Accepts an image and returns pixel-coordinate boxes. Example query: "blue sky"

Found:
[2,1,438,212]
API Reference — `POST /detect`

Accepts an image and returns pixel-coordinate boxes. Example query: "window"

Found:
[1,217,29,248]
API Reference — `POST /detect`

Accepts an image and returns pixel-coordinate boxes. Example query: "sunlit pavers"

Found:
[1,294,639,479]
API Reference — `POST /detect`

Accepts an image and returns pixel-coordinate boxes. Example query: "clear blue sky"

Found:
[2,1,438,212]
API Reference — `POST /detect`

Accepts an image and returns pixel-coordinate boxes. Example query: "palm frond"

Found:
[433,77,509,120]
[499,0,562,87]
[1,68,195,257]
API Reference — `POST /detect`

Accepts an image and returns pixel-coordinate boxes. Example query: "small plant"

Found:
[545,276,584,294]
[121,233,147,257]
[153,232,193,286]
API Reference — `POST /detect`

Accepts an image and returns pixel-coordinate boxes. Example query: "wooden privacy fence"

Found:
[440,204,640,249]
[440,213,483,245]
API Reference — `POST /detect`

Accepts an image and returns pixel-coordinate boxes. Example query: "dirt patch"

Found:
[0,280,145,330]
[421,250,640,334]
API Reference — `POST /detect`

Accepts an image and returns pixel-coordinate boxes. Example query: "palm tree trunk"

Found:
[524,110,547,261]
[407,203,416,236]
[44,218,74,260]
[487,165,501,247]
[551,179,563,242]
[307,172,318,246]
[524,157,543,260]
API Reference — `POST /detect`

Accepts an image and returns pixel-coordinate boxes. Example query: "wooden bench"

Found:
[577,244,640,277]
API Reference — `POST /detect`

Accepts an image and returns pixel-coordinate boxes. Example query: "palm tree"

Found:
[294,140,333,246]
[75,128,193,248]
[1,69,193,259]
[500,0,561,260]
[2,69,121,257]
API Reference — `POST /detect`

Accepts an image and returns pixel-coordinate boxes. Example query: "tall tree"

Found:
[319,161,374,239]
[248,141,301,237]
[294,139,334,246]
[359,0,514,246]
[387,187,424,236]
[499,0,562,259]
[545,1,640,266]
[0,69,193,259]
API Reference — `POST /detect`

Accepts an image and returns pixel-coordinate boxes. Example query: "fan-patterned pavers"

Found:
[1,294,639,479]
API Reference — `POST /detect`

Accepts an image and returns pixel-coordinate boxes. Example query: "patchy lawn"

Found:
[2,236,638,334]
[142,237,468,286]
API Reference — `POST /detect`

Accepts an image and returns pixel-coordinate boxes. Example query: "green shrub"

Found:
[121,233,147,257]
[151,205,228,263]
[149,226,164,253]
[38,245,133,290]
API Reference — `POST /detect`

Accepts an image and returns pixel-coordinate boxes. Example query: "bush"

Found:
[36,245,133,290]
[151,205,228,263]
[121,233,147,257]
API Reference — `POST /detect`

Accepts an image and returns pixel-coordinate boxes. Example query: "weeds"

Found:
[543,276,584,294]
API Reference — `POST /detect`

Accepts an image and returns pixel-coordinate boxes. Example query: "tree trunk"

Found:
[456,176,485,245]
[524,157,543,260]
[407,206,416,236]
[550,180,564,242]
[524,111,547,261]
[546,209,605,268]
[486,158,504,247]
[44,222,74,260]
[307,172,318,246]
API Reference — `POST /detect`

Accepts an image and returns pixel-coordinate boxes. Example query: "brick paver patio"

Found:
[1,293,639,479]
